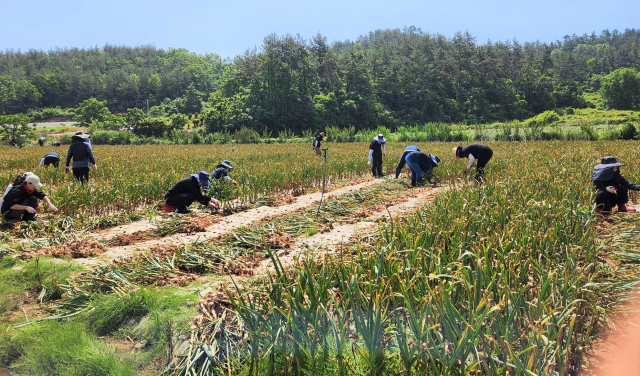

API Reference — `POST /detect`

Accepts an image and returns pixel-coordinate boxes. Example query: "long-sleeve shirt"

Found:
[0,184,46,214]
[39,152,59,166]
[406,151,435,180]
[164,176,212,205]
[395,145,420,178]
[593,171,640,193]
[313,135,323,148]
[368,140,386,161]
[212,166,236,184]
[65,141,96,168]
[458,144,492,169]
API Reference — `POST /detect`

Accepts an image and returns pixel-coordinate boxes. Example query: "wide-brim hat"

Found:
[430,154,441,166]
[192,171,210,186]
[374,134,387,143]
[451,142,463,160]
[221,160,233,170]
[25,174,44,188]
[72,133,90,141]
[594,156,625,170]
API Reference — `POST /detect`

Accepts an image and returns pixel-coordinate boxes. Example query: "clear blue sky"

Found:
[0,0,637,58]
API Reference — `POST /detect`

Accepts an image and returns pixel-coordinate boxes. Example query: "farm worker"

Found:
[591,156,640,215]
[368,134,387,178]
[164,171,221,214]
[51,141,61,147]
[1,174,59,222]
[211,160,237,186]
[452,142,493,183]
[64,133,96,184]
[38,137,45,146]
[75,131,92,150]
[313,131,325,156]
[395,145,420,179]
[39,152,60,168]
[405,152,440,187]
[1,172,34,211]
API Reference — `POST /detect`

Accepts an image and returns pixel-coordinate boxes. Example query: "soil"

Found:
[76,178,387,266]
[24,238,108,259]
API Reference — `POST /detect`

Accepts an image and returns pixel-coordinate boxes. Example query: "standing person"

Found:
[38,137,45,146]
[405,152,440,187]
[64,133,96,184]
[592,156,640,215]
[211,160,237,186]
[164,171,221,214]
[1,174,59,223]
[368,134,387,178]
[313,131,325,156]
[452,142,493,183]
[39,152,60,168]
[395,145,420,179]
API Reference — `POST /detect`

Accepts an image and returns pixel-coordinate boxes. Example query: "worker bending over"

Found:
[592,156,640,215]
[405,151,440,187]
[452,142,493,183]
[39,152,60,168]
[164,171,221,214]
[211,160,237,186]
[395,145,420,179]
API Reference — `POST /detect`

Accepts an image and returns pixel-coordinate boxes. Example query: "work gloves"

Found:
[26,206,37,214]
[367,160,371,167]
[606,186,617,194]
[208,199,221,209]
[48,204,59,213]
[92,164,97,170]
[64,167,70,174]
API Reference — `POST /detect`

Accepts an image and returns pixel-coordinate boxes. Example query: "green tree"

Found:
[126,107,146,128]
[0,114,36,146]
[170,113,189,129]
[74,98,110,125]
[599,68,640,110]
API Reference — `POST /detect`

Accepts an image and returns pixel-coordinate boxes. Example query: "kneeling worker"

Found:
[164,171,221,214]
[592,156,640,215]
[39,152,60,168]
[1,174,59,222]
[405,151,440,187]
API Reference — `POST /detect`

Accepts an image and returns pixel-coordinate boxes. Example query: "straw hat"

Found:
[451,142,463,160]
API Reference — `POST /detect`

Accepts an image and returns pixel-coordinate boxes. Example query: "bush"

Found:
[234,127,261,144]
[620,123,638,140]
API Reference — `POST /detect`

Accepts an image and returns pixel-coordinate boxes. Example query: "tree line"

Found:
[1,28,639,133]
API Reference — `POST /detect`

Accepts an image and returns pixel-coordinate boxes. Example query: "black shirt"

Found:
[313,135,323,148]
[65,141,96,168]
[369,140,384,154]
[164,176,212,205]
[1,184,46,214]
[458,144,492,160]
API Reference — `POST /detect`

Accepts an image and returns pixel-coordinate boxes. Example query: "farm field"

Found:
[0,141,639,375]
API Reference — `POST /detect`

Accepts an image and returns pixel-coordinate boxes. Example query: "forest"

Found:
[1,28,639,134]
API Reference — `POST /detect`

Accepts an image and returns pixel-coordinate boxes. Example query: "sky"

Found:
[0,0,637,58]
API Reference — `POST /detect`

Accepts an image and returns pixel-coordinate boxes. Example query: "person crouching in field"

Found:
[368,134,387,178]
[452,142,493,183]
[592,156,640,215]
[211,160,237,186]
[313,131,325,156]
[64,133,96,184]
[164,171,221,214]
[1,173,59,223]
[39,152,60,168]
[395,145,420,179]
[405,151,440,187]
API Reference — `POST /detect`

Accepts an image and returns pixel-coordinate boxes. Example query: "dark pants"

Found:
[73,167,90,184]
[2,197,37,221]
[475,150,493,182]
[44,156,60,168]
[405,154,424,180]
[166,193,195,212]
[595,186,629,212]
[371,152,383,177]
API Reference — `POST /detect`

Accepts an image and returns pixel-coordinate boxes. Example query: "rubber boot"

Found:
[416,177,424,187]
[618,204,637,212]
[411,178,417,187]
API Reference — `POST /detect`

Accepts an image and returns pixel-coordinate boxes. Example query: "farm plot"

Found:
[1,141,640,376]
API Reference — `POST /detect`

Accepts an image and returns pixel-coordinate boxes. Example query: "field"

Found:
[0,141,639,375]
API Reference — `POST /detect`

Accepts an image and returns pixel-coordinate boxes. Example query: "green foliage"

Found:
[599,68,640,110]
[620,123,638,140]
[234,126,261,144]
[170,113,189,129]
[132,118,169,138]
[125,107,146,127]
[74,98,110,125]
[0,114,35,146]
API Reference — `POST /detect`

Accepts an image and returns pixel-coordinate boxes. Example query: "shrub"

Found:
[234,127,261,144]
[620,123,638,140]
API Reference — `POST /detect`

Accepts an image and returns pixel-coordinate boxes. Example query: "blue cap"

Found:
[192,171,210,186]
[430,154,441,166]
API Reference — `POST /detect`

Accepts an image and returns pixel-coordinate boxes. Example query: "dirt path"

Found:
[77,178,388,266]
[580,291,640,375]
[252,185,443,276]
